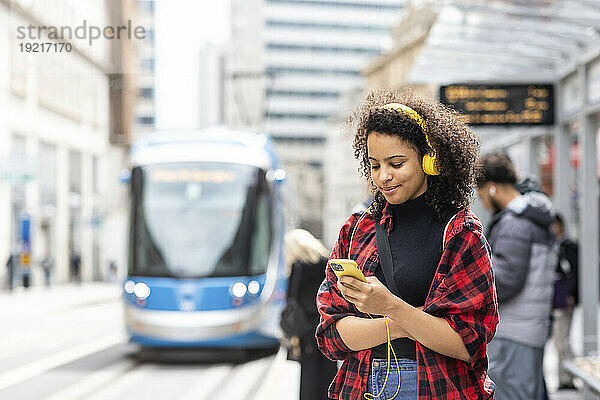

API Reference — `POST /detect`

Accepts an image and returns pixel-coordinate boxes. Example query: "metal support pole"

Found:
[579,63,599,356]
[554,79,571,221]
[526,135,539,179]
[581,112,599,356]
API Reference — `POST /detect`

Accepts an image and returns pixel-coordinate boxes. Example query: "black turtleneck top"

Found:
[372,193,447,360]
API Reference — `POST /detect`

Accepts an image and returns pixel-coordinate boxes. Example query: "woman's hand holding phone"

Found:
[336,275,397,316]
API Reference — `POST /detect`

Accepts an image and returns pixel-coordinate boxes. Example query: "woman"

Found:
[316,89,498,400]
[284,229,338,400]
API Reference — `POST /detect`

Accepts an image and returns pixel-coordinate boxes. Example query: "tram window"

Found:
[130,163,274,278]
[249,188,273,275]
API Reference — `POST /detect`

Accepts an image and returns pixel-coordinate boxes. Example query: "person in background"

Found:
[41,256,53,287]
[70,251,81,284]
[551,213,578,390]
[108,260,118,281]
[477,153,557,400]
[284,229,337,400]
[515,174,551,399]
[5,253,16,291]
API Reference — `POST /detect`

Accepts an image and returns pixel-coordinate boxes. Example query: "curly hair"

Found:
[345,88,480,222]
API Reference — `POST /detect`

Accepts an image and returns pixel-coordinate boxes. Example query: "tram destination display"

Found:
[439,84,554,125]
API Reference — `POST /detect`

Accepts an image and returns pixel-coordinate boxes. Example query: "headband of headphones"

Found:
[380,103,440,175]
[380,103,433,149]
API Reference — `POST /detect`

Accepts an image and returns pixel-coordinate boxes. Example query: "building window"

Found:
[266,89,339,98]
[271,136,326,145]
[266,112,329,120]
[92,156,99,195]
[145,29,155,42]
[10,39,27,96]
[138,0,154,13]
[140,87,154,98]
[265,0,402,10]
[136,116,155,125]
[265,20,389,33]
[69,151,82,195]
[39,142,57,207]
[266,43,380,55]
[266,67,360,76]
[141,58,155,72]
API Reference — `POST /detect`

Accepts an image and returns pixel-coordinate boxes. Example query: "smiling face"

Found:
[367,131,427,205]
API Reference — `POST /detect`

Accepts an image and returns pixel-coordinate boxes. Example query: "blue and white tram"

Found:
[123,127,287,348]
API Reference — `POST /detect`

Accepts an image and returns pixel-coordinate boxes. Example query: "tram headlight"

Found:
[248,280,260,295]
[274,169,286,181]
[124,280,135,294]
[134,282,151,299]
[266,169,286,183]
[231,282,247,298]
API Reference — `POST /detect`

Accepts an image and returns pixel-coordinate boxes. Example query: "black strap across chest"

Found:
[375,221,399,296]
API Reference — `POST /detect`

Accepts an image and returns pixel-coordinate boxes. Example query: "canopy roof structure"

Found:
[401,1,600,373]
[408,0,600,84]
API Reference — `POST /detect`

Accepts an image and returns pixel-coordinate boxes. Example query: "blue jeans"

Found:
[366,358,417,400]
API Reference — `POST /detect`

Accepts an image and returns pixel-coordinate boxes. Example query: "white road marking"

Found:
[0,298,121,362]
[39,359,134,400]
[200,356,273,400]
[253,348,300,400]
[236,356,274,400]
[0,333,126,391]
[86,364,158,400]
[177,365,233,400]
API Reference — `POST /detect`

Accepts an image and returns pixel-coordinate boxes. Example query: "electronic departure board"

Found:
[439,84,554,125]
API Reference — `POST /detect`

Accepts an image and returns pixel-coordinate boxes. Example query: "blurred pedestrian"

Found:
[551,213,578,390]
[283,229,337,400]
[41,256,53,287]
[5,253,16,291]
[515,175,547,196]
[108,260,117,281]
[515,174,551,399]
[317,89,498,400]
[70,252,81,284]
[477,153,557,400]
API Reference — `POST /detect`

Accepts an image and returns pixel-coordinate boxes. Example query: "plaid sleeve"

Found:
[426,224,498,369]
[315,213,361,361]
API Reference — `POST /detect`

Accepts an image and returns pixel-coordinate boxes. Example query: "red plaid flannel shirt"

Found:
[316,204,498,400]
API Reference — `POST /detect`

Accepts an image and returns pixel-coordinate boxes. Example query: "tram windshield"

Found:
[129,162,273,278]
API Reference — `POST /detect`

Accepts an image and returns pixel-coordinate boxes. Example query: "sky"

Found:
[155,0,230,130]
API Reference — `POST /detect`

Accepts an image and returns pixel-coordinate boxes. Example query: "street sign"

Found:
[20,253,30,267]
[20,214,31,267]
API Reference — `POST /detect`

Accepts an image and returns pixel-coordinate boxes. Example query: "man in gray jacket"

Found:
[477,153,557,400]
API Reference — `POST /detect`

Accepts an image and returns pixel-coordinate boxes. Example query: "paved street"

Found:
[0,283,300,400]
[0,282,588,399]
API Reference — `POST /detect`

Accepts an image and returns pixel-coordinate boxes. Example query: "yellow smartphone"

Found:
[329,259,367,290]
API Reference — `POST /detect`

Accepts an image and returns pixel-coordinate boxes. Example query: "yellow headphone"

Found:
[381,103,440,176]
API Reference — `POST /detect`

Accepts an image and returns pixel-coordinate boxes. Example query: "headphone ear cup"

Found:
[422,153,440,176]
